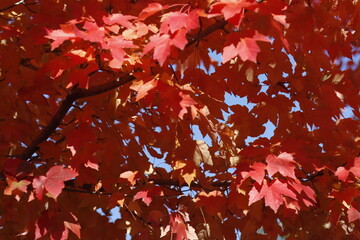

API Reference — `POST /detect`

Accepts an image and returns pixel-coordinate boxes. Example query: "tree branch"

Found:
[19,18,228,161]
[63,188,112,196]
[186,19,227,48]
[19,74,135,161]
[62,178,231,197]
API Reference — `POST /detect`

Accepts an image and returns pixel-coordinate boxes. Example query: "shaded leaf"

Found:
[196,190,227,216]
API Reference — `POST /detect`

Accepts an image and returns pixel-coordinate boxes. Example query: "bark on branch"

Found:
[20,74,135,161]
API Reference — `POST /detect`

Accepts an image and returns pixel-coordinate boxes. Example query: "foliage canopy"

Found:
[0,0,359,239]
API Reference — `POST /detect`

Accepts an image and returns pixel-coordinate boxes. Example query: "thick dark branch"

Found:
[74,74,135,99]
[20,94,75,160]
[19,74,135,160]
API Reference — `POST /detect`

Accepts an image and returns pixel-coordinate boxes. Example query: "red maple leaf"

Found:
[248,179,297,213]
[142,32,188,65]
[143,8,198,65]
[348,206,360,223]
[335,157,360,181]
[119,170,140,186]
[66,62,98,89]
[35,210,81,240]
[45,23,76,50]
[171,29,188,50]
[4,176,31,198]
[168,213,188,240]
[209,0,256,27]
[335,166,349,181]
[74,20,105,43]
[266,152,297,179]
[134,186,163,206]
[138,3,166,21]
[223,31,269,63]
[32,166,78,200]
[103,13,136,28]
[178,92,197,119]
[350,157,360,177]
[130,79,158,101]
[248,162,267,184]
[104,35,136,65]
[288,179,316,204]
[3,158,32,178]
[66,124,96,151]
[143,33,171,65]
[160,10,200,34]
[196,190,227,216]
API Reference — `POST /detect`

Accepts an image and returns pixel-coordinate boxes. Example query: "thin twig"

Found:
[63,188,112,196]
[0,0,38,12]
[169,64,179,84]
[186,19,227,48]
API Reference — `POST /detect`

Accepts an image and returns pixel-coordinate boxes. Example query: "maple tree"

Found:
[0,0,359,239]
